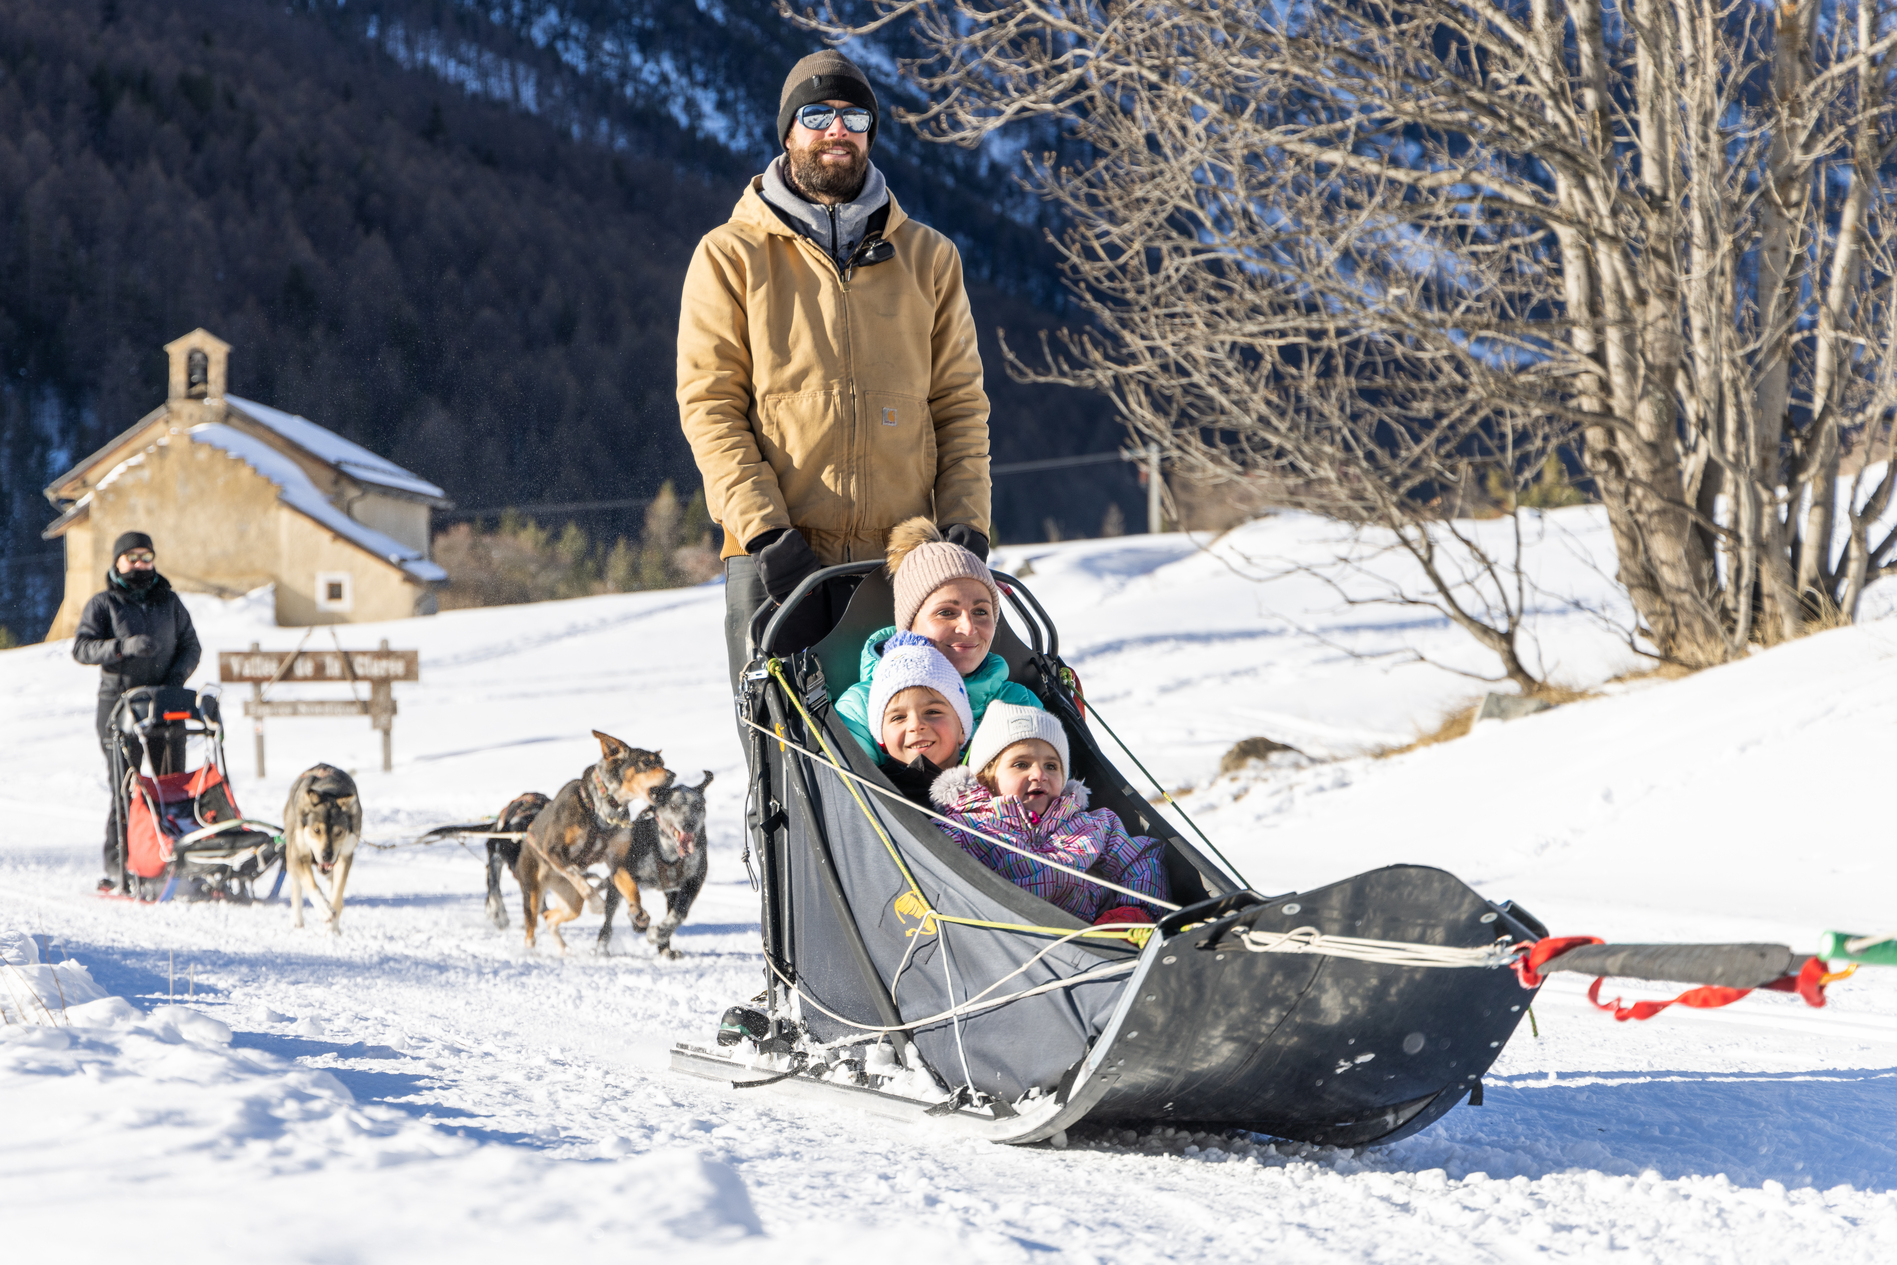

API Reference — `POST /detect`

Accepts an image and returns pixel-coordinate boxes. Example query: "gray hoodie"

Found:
[760,155,890,271]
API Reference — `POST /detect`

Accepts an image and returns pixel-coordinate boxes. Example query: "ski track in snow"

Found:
[6,508,1897,1262]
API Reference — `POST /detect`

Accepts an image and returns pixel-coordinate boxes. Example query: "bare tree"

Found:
[796,0,1897,669]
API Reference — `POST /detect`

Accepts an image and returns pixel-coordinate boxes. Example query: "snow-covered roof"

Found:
[190,424,448,584]
[41,450,150,538]
[225,395,448,503]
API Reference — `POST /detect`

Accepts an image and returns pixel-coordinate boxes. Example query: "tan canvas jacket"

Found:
[677,180,991,563]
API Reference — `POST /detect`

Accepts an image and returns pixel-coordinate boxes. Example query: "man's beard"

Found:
[786,140,869,203]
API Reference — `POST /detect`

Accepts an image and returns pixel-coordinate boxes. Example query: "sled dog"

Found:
[519,731,671,952]
[482,791,551,929]
[599,771,713,958]
[283,764,362,932]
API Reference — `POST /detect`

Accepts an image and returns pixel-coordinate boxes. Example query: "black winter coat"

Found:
[884,753,952,809]
[72,572,202,701]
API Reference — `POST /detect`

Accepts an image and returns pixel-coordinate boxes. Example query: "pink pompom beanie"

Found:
[885,517,999,633]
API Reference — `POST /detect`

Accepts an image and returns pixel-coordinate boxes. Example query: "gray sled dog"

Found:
[283,764,362,932]
[599,771,713,958]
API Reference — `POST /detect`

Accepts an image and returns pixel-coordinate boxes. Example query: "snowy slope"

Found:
[5,507,1897,1263]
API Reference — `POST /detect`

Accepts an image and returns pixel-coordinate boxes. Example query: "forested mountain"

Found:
[0,0,1134,639]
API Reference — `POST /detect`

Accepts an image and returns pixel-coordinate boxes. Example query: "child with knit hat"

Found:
[835,518,1043,760]
[865,631,975,805]
[930,703,1171,925]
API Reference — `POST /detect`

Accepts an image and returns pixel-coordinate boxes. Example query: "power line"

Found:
[437,496,654,520]
[992,451,1137,475]
[436,452,1145,520]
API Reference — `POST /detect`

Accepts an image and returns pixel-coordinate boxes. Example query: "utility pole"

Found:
[1146,443,1164,534]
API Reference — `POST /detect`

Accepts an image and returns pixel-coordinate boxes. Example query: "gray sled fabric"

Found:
[784,710,1134,1100]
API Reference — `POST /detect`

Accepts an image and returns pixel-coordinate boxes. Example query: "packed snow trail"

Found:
[6,509,1897,1262]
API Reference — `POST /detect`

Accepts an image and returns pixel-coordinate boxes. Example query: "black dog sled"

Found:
[106,686,285,903]
[672,564,1547,1146]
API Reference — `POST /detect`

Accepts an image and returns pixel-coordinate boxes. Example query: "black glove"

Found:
[122,634,157,658]
[750,528,821,602]
[943,524,989,560]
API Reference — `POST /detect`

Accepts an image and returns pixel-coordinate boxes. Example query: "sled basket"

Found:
[109,686,283,902]
[706,563,1543,1145]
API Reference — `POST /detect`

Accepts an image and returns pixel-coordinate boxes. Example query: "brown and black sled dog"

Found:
[518,731,671,951]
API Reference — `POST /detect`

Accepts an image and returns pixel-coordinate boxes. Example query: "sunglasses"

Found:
[795,103,873,134]
[122,550,155,563]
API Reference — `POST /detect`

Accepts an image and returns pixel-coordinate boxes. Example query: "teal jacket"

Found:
[835,624,1043,762]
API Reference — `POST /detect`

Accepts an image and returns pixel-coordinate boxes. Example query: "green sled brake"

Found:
[672,562,1546,1146]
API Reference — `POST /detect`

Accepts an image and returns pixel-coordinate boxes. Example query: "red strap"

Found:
[1587,957,1832,1021]
[1760,956,1830,1008]
[1514,935,1604,988]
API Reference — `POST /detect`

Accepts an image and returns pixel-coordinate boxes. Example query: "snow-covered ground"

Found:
[5,506,1897,1262]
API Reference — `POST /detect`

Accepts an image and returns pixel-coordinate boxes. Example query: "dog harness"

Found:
[585,764,635,828]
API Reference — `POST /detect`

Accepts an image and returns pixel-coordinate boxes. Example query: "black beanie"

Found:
[112,531,154,560]
[777,51,878,149]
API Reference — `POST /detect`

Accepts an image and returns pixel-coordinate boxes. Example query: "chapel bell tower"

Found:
[164,328,231,403]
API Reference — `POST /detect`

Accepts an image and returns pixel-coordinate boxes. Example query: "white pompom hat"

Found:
[966,701,1069,778]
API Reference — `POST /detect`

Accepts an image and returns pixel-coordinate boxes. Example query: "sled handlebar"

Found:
[752,560,1061,662]
[752,561,885,658]
[989,569,1056,659]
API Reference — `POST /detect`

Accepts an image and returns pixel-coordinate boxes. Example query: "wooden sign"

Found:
[218,649,418,684]
[222,640,415,776]
[243,700,382,718]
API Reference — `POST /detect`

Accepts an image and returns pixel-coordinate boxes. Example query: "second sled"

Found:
[105,685,285,903]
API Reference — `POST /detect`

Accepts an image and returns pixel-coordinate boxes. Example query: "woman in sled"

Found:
[835,518,1043,759]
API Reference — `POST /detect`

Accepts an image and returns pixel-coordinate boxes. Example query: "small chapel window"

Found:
[186,349,209,398]
[316,571,354,612]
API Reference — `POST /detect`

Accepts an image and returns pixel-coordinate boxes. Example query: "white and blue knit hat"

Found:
[866,631,974,752]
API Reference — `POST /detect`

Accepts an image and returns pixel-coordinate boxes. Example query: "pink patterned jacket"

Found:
[929,767,1172,922]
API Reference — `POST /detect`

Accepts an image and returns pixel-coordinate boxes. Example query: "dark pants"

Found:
[96,696,186,879]
[724,556,769,697]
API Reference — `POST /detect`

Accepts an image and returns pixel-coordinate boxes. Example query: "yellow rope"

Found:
[767,659,927,905]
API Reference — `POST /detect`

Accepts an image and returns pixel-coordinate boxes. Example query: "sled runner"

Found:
[673,563,1548,1145]
[106,686,285,903]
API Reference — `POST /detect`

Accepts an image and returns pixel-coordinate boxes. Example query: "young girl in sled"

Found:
[930,703,1172,926]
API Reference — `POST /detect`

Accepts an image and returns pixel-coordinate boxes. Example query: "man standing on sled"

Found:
[72,531,201,891]
[676,50,993,690]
